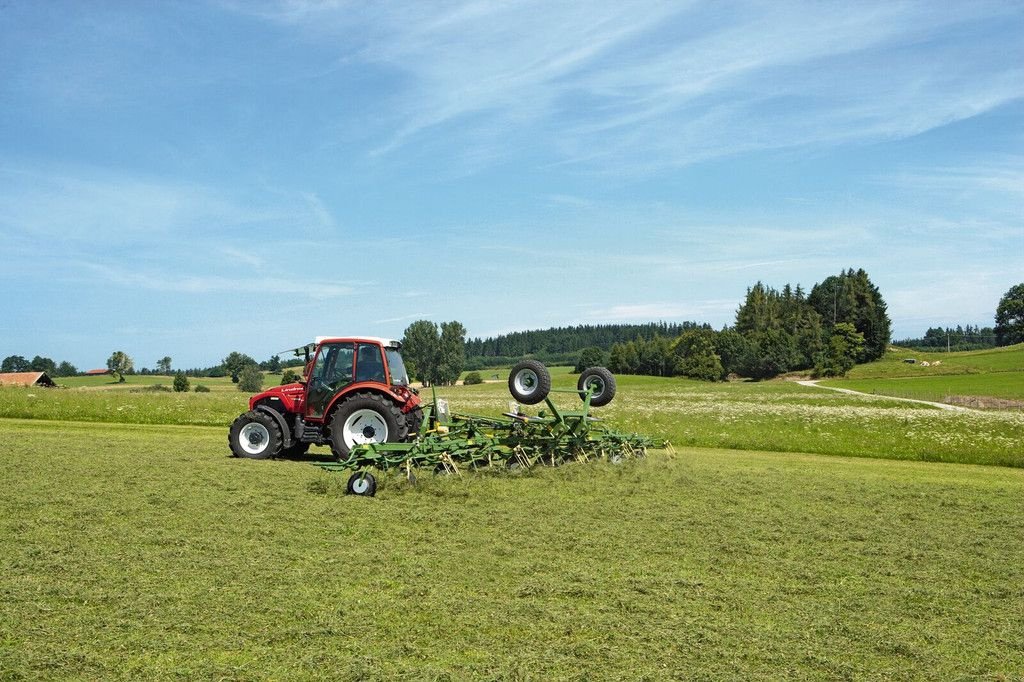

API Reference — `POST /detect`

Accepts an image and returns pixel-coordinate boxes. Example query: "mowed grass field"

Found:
[2,352,1023,677]
[1,418,1022,679]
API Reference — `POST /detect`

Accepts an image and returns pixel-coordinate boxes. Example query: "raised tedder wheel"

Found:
[577,367,616,407]
[508,360,551,405]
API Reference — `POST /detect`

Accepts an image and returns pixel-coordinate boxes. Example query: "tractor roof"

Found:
[314,336,401,348]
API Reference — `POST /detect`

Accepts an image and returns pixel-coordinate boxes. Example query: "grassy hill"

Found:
[821,343,1024,405]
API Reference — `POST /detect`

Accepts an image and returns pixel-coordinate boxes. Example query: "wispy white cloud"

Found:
[0,162,344,245]
[240,1,1024,172]
[77,261,355,299]
[371,312,431,325]
[585,301,735,322]
[878,160,1024,200]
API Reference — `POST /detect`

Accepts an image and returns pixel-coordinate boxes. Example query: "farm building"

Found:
[84,368,110,376]
[0,371,57,387]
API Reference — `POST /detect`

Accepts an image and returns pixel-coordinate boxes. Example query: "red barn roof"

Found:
[85,368,111,375]
[0,372,57,387]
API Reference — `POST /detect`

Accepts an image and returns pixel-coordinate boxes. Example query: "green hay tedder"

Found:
[322,361,656,495]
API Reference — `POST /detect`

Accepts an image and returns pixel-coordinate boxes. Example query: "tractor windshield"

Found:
[385,348,409,386]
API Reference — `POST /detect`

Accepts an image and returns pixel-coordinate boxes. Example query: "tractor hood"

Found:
[248,382,306,412]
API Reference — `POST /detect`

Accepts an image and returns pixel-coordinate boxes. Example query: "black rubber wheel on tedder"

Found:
[508,360,551,405]
[346,472,377,496]
[328,392,404,461]
[577,366,617,407]
[228,410,283,459]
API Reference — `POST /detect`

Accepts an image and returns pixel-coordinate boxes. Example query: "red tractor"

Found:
[228,336,423,461]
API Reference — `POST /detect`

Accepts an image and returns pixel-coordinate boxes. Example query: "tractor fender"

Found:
[255,403,293,449]
[323,385,409,422]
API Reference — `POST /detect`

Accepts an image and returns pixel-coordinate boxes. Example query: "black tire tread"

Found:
[328,392,404,461]
[508,360,552,405]
[228,410,284,459]
[577,366,617,407]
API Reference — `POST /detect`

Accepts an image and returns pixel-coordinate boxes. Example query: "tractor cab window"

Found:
[355,343,386,384]
[307,343,354,419]
[385,348,409,386]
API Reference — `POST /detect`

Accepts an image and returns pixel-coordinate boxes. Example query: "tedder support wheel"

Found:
[328,392,404,461]
[346,472,377,496]
[508,360,551,405]
[577,367,616,407]
[228,410,284,459]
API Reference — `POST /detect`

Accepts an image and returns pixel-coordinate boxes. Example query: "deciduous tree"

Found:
[995,283,1024,346]
[237,365,263,392]
[222,351,258,383]
[402,320,440,386]
[574,347,605,373]
[1,355,30,372]
[106,351,133,382]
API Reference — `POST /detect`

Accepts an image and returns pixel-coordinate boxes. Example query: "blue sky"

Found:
[1,1,1022,369]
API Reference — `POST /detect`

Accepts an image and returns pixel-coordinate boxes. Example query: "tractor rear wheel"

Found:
[508,360,551,405]
[328,392,404,461]
[402,406,424,440]
[228,410,283,459]
[577,366,616,407]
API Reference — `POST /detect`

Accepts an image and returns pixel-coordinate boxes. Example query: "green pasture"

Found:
[58,373,241,392]
[1,418,1021,679]
[819,343,1024,407]
[844,343,1024,379]
[823,372,1024,403]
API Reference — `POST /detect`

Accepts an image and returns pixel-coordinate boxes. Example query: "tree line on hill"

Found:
[893,325,997,352]
[464,322,706,369]
[458,268,892,381]
[598,269,890,380]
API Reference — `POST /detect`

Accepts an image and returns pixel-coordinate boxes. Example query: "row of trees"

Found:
[604,269,889,381]
[465,322,704,368]
[1,355,78,376]
[894,325,997,352]
[401,320,467,386]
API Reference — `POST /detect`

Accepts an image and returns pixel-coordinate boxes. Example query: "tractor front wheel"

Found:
[329,393,404,461]
[228,410,283,459]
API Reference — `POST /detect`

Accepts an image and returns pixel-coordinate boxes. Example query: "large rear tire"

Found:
[403,406,425,440]
[508,360,551,405]
[328,393,404,461]
[228,410,283,459]
[577,367,616,407]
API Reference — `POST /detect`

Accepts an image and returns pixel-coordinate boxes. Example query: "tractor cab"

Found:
[302,337,413,419]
